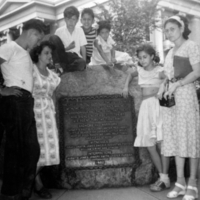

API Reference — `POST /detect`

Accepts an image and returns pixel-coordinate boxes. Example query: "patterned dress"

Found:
[134,66,164,147]
[33,65,61,166]
[161,40,200,158]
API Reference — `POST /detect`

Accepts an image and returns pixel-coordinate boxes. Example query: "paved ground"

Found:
[0,180,199,200]
[30,183,184,200]
[0,166,199,200]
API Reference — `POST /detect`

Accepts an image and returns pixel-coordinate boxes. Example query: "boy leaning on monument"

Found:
[54,6,87,72]
[81,8,97,64]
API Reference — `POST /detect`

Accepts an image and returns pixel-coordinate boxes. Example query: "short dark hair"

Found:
[64,6,79,19]
[22,19,46,34]
[81,8,95,19]
[30,41,55,63]
[97,20,111,35]
[164,15,191,40]
[136,43,160,65]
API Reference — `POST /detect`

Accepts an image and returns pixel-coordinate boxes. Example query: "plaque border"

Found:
[57,94,138,170]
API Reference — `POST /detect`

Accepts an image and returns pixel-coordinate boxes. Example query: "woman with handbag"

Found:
[122,44,171,192]
[159,15,200,200]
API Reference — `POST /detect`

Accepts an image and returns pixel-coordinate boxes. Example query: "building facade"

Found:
[0,0,108,45]
[151,0,200,62]
[0,0,200,61]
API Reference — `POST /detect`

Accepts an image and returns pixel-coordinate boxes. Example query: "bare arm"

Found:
[167,62,200,98]
[111,46,116,63]
[122,69,138,98]
[179,62,200,85]
[159,71,167,80]
[157,75,169,99]
[80,45,86,61]
[65,41,75,51]
[94,40,112,65]
[124,70,138,89]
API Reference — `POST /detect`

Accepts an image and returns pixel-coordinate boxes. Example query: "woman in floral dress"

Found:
[159,15,200,200]
[30,41,60,199]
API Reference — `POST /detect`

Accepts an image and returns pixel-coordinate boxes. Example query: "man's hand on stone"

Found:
[106,61,114,67]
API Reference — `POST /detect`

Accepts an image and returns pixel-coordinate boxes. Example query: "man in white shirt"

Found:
[51,6,87,72]
[0,19,45,200]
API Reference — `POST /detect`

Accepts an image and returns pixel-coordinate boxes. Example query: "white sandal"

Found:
[182,186,198,200]
[167,182,186,198]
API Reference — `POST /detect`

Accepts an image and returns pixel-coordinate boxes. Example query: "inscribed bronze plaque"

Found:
[58,95,136,169]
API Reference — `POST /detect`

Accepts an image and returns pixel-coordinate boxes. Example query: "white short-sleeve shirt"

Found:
[0,41,33,92]
[55,26,87,57]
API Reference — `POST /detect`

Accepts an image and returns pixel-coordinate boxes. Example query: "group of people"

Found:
[0,19,62,199]
[0,3,199,200]
[123,15,200,200]
[46,6,133,73]
[0,5,133,200]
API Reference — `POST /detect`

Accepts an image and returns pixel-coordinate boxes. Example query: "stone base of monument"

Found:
[61,167,135,189]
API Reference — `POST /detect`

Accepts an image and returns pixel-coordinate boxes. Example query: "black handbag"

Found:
[159,94,175,107]
[159,80,175,107]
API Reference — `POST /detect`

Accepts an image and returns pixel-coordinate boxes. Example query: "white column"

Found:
[3,29,11,43]
[17,24,23,34]
[35,17,44,22]
[154,28,164,63]
[153,9,164,63]
[189,16,200,46]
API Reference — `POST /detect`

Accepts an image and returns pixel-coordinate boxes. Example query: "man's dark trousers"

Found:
[1,90,40,199]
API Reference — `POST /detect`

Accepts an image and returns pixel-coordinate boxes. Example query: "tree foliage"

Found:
[95,0,160,56]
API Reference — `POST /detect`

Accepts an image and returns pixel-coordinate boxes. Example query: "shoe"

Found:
[150,180,170,192]
[150,179,160,188]
[182,185,198,200]
[167,182,186,198]
[34,187,52,199]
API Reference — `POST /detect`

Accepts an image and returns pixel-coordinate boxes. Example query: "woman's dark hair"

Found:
[136,43,160,65]
[164,15,191,40]
[64,6,79,19]
[81,8,95,19]
[30,41,55,63]
[97,20,111,35]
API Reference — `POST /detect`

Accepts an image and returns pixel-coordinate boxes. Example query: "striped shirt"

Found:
[82,26,97,58]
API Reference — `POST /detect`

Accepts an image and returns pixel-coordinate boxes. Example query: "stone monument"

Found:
[40,65,157,189]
